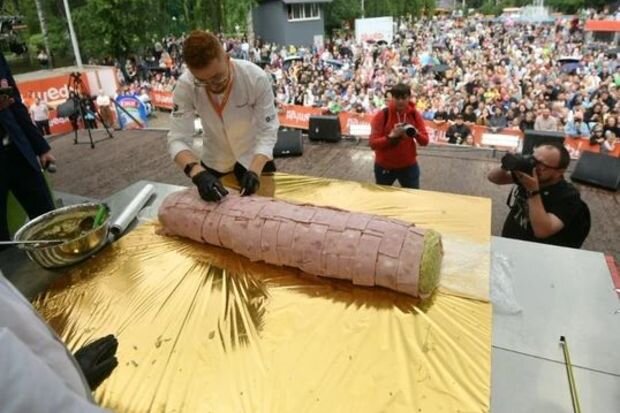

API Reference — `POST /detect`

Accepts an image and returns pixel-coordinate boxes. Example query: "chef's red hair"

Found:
[183,30,223,69]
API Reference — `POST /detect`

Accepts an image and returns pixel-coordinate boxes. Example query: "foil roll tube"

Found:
[110,184,154,238]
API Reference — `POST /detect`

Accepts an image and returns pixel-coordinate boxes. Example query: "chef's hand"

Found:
[74,334,119,391]
[192,170,228,202]
[240,170,260,196]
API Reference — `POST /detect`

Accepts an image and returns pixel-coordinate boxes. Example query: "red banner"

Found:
[276,105,620,159]
[278,104,324,129]
[563,136,620,158]
[338,111,374,136]
[146,99,620,159]
[17,74,74,135]
[150,90,174,110]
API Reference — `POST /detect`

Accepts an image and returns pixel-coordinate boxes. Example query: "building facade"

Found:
[252,0,331,47]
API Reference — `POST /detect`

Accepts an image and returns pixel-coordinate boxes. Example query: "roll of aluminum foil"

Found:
[110,183,154,238]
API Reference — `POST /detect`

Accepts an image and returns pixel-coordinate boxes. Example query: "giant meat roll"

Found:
[158,189,443,298]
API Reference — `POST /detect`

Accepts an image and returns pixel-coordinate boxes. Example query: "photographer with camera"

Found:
[369,83,429,189]
[446,114,473,145]
[487,143,590,248]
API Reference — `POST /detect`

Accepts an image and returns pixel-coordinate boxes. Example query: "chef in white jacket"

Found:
[167,30,279,202]
[0,269,115,412]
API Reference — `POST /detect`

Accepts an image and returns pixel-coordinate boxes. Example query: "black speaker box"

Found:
[522,129,565,154]
[274,128,303,157]
[571,151,620,191]
[308,115,341,142]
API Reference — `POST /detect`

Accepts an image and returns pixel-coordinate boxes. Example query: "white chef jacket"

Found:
[0,270,107,412]
[167,58,279,173]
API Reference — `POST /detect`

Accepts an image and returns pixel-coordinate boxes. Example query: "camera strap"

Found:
[383,107,409,131]
[506,182,526,208]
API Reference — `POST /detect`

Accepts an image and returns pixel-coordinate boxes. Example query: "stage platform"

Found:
[1,178,617,412]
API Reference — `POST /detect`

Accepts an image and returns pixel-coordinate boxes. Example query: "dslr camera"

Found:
[501,153,537,175]
[397,123,418,137]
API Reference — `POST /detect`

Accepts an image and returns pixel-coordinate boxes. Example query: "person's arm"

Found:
[525,193,565,238]
[412,109,429,146]
[534,116,541,130]
[514,170,565,238]
[0,329,108,413]
[465,126,473,141]
[445,125,454,139]
[249,71,279,175]
[368,110,391,150]
[487,166,514,185]
[167,79,204,177]
[579,123,590,138]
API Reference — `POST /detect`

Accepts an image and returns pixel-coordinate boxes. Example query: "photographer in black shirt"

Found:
[445,114,473,145]
[487,142,590,248]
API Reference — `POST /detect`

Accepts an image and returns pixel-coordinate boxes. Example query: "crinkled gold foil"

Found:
[34,174,492,412]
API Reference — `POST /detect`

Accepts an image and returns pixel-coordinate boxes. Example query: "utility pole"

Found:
[62,0,83,68]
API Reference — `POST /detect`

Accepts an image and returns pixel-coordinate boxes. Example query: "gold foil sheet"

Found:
[34,174,492,412]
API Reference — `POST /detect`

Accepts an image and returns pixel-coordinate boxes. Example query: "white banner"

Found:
[355,16,394,44]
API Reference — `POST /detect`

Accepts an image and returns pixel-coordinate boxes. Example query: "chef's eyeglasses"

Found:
[193,71,228,88]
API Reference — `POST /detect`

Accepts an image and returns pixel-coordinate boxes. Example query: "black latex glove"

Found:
[74,334,119,391]
[192,170,229,202]
[240,170,260,196]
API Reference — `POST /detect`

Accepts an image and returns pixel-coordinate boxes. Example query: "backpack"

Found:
[382,107,389,129]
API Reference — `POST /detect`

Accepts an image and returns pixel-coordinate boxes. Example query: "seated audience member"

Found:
[445,114,473,145]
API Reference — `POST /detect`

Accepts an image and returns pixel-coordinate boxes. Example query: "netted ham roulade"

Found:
[158,189,443,298]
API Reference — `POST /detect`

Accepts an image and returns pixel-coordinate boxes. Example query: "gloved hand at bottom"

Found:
[74,334,119,390]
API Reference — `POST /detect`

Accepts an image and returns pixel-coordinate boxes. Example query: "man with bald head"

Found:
[488,143,590,248]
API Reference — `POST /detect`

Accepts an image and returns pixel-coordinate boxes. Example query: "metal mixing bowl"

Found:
[14,203,111,269]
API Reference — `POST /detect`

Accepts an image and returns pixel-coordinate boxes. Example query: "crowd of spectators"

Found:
[94,7,619,151]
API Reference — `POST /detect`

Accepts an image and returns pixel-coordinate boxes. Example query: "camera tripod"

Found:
[66,72,114,149]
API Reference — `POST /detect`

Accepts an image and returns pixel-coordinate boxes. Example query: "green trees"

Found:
[19,0,256,62]
[13,0,614,65]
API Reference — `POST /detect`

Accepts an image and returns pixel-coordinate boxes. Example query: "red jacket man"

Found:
[369,83,429,189]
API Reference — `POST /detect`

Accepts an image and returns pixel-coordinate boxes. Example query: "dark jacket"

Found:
[0,51,50,171]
